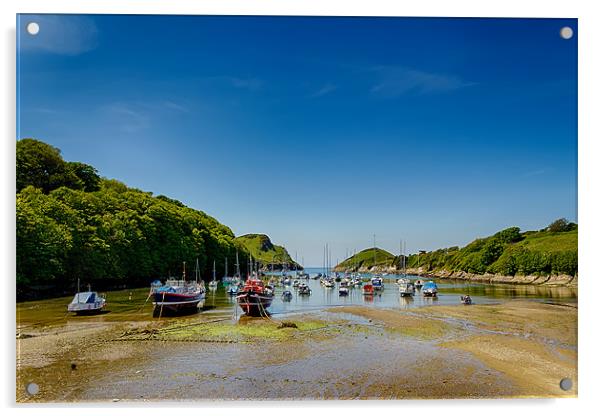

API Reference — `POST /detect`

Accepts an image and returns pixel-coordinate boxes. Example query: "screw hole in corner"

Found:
[26,382,39,396]
[559,377,573,391]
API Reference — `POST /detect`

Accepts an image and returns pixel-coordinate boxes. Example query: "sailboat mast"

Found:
[235,250,240,277]
[212,260,216,282]
[183,261,186,282]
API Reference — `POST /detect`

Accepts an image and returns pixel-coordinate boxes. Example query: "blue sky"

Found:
[17,15,577,266]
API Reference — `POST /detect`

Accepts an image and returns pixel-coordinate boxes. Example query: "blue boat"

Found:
[422,281,438,297]
[151,260,205,317]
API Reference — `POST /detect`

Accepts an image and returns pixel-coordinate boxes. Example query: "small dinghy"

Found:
[414,279,424,289]
[362,283,374,296]
[281,290,293,301]
[460,295,473,305]
[339,286,349,296]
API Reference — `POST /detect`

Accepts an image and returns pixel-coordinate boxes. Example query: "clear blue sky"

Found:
[17,15,577,266]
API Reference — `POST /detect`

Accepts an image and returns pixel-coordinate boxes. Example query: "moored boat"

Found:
[414,279,424,289]
[298,282,311,295]
[236,275,274,316]
[460,295,473,305]
[339,286,349,296]
[371,275,384,291]
[399,282,415,297]
[422,281,438,297]
[151,260,205,317]
[362,283,374,296]
[282,290,293,301]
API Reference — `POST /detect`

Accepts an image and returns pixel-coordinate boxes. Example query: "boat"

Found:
[222,257,233,285]
[422,281,438,297]
[293,280,300,288]
[460,295,473,305]
[399,282,415,297]
[298,283,311,295]
[227,284,239,296]
[67,280,106,314]
[371,275,384,291]
[339,286,349,296]
[340,278,350,288]
[362,283,374,296]
[323,279,335,288]
[414,279,424,289]
[151,261,205,317]
[208,260,218,290]
[236,272,274,316]
[282,290,293,301]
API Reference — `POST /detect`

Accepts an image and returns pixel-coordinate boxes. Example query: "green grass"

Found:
[517,230,577,252]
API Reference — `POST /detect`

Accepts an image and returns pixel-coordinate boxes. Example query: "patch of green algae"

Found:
[157,319,329,343]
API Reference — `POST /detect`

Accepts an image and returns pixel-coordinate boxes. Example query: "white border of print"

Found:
[1,0,600,415]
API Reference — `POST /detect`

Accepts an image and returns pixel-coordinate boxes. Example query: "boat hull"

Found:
[152,292,205,316]
[236,292,273,316]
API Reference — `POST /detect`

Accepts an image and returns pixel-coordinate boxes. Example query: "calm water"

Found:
[16,267,577,326]
[204,267,577,317]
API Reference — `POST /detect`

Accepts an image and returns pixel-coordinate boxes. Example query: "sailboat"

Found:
[67,278,106,314]
[371,237,384,291]
[208,260,218,290]
[151,260,205,317]
[398,240,415,297]
[227,252,241,295]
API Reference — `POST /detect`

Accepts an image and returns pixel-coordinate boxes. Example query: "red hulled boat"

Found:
[236,275,274,316]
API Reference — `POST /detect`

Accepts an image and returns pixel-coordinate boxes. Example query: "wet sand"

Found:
[16,300,577,402]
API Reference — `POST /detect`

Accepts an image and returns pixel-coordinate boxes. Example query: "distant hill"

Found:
[334,220,577,282]
[234,234,302,270]
[334,247,396,272]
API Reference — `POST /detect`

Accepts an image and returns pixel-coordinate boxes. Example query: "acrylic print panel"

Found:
[16,14,577,402]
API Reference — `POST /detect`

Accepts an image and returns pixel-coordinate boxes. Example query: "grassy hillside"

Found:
[234,234,301,270]
[335,247,395,271]
[404,223,577,277]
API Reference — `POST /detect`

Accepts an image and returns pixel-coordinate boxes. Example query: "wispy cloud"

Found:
[163,101,189,113]
[369,66,476,98]
[310,83,338,98]
[101,102,150,132]
[205,76,263,91]
[20,15,98,55]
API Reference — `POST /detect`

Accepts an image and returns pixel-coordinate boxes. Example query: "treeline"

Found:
[404,220,577,277]
[16,139,254,300]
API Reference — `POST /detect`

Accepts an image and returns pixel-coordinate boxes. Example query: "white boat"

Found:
[68,290,106,314]
[208,260,218,290]
[399,282,415,297]
[339,286,349,296]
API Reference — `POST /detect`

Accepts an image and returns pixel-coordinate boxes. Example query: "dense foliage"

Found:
[234,234,300,270]
[403,222,577,277]
[16,139,254,300]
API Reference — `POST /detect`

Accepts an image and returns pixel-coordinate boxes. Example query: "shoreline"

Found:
[333,267,577,287]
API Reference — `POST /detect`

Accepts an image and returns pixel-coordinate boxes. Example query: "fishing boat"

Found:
[282,290,293,301]
[298,283,311,295]
[67,280,106,314]
[362,283,374,296]
[236,275,274,316]
[151,261,205,317]
[422,281,438,297]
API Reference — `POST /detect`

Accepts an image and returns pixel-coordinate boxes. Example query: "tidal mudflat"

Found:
[16,297,576,402]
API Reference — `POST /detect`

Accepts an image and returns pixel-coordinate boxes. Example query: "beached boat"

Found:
[236,276,274,316]
[422,281,438,297]
[151,261,205,317]
[67,285,106,315]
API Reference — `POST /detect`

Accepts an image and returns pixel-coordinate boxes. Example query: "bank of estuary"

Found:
[17,299,576,401]
[335,222,578,287]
